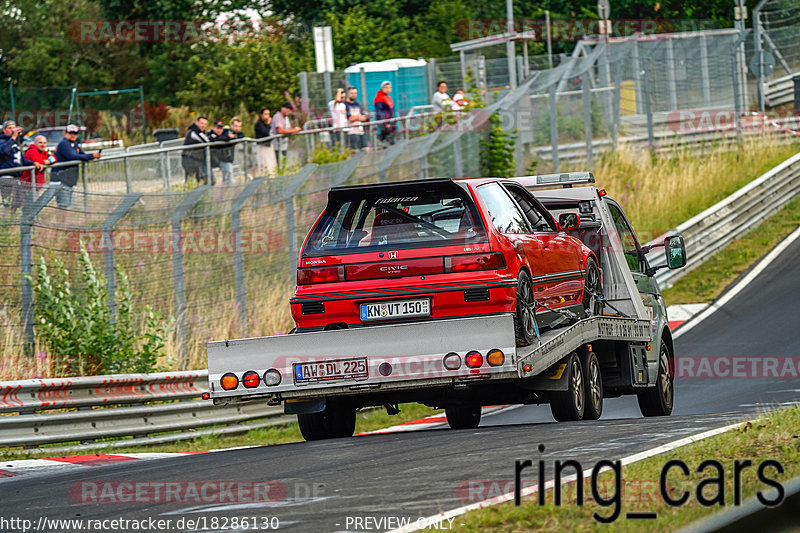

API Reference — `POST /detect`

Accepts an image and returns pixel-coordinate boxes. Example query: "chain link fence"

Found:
[3,23,799,373]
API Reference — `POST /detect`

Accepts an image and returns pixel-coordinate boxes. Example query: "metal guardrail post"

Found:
[323,71,332,108]
[102,193,142,322]
[643,69,655,148]
[582,74,593,168]
[20,187,56,355]
[360,68,368,115]
[283,164,318,277]
[612,62,621,152]
[731,30,752,145]
[205,145,213,185]
[453,136,464,178]
[632,40,642,111]
[123,155,132,193]
[81,161,89,212]
[666,39,678,111]
[700,35,712,108]
[159,142,169,191]
[549,84,559,172]
[170,186,208,366]
[243,141,250,180]
[231,178,265,330]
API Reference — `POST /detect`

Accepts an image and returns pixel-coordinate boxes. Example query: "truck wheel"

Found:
[581,351,603,420]
[445,405,482,429]
[297,405,356,441]
[514,271,537,347]
[550,353,585,421]
[637,343,674,417]
[582,257,603,318]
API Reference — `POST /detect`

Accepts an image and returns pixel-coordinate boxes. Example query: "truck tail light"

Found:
[220,373,239,390]
[242,371,260,388]
[264,369,282,386]
[444,252,506,273]
[297,265,345,284]
[443,352,461,370]
[487,349,505,366]
[465,351,483,368]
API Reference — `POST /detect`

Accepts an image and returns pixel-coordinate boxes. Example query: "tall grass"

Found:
[575,137,799,238]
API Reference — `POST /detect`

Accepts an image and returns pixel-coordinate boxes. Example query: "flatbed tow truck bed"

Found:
[206,172,685,439]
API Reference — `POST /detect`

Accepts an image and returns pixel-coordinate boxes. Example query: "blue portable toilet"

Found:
[381,59,428,114]
[345,62,399,115]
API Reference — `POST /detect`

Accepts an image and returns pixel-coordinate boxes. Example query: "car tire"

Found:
[550,353,585,421]
[445,405,482,429]
[297,404,357,441]
[582,257,603,318]
[514,270,537,347]
[637,342,674,417]
[581,351,603,420]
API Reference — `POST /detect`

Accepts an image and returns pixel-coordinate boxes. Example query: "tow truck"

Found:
[206,172,687,440]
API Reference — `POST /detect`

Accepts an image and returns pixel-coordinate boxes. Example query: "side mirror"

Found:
[558,212,581,231]
[665,235,686,269]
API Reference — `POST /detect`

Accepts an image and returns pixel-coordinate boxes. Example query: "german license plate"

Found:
[293,357,368,383]
[360,298,431,322]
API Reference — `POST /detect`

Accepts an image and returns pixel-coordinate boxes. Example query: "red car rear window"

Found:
[303,182,487,256]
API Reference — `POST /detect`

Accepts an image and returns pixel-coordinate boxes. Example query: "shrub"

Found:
[29,245,172,377]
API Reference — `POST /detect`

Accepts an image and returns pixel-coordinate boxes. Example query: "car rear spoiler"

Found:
[512,172,595,189]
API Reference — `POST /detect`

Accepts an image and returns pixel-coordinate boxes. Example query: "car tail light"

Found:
[297,265,345,284]
[264,369,282,386]
[443,352,461,370]
[444,252,506,273]
[487,349,505,366]
[242,371,260,388]
[220,373,239,390]
[465,351,483,368]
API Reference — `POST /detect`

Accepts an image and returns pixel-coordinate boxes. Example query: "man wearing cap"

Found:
[0,120,44,212]
[51,124,100,208]
[207,120,229,186]
[271,102,301,170]
[373,81,395,145]
[216,118,244,185]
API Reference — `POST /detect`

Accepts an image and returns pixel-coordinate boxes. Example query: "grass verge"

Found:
[0,402,439,460]
[457,406,800,532]
[662,194,800,305]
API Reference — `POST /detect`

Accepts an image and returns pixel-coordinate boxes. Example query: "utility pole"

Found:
[506,0,517,88]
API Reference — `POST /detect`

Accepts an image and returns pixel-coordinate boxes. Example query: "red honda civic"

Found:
[290,178,601,346]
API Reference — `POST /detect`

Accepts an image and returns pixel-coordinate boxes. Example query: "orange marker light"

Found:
[220,373,239,390]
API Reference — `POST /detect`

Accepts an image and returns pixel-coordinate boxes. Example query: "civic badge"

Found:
[388,251,398,259]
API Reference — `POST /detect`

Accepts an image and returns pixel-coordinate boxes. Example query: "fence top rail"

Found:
[0,110,447,176]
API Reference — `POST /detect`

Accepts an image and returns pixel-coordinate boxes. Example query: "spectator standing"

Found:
[23,134,57,192]
[271,102,301,170]
[373,81,396,145]
[254,108,277,177]
[328,88,348,147]
[207,120,229,185]
[218,118,244,185]
[0,120,42,212]
[431,81,453,112]
[50,124,97,209]
[181,116,210,185]
[344,86,368,150]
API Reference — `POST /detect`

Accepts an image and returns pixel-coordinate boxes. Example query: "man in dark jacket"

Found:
[181,116,210,185]
[50,124,100,208]
[210,118,244,185]
[1,120,44,212]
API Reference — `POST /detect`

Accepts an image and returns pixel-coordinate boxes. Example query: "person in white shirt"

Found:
[328,88,348,147]
[431,81,453,112]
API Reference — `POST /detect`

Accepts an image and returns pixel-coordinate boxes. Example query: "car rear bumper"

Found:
[291,279,518,331]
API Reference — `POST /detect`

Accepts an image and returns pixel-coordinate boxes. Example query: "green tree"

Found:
[177,39,312,117]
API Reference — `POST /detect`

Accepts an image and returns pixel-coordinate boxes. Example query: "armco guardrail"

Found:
[648,150,800,288]
[0,371,288,452]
